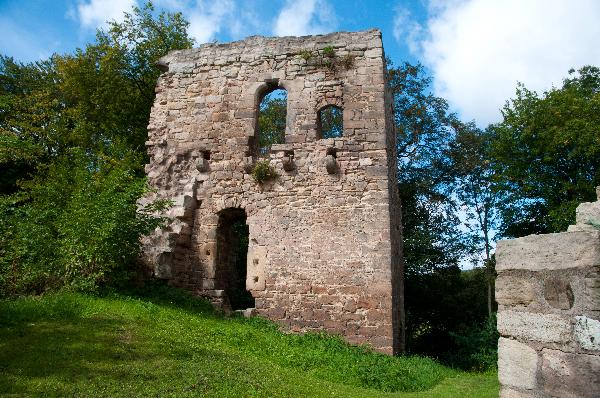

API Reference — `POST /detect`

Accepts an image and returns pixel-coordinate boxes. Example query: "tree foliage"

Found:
[0,2,192,295]
[257,90,287,155]
[387,62,495,366]
[446,124,500,315]
[405,266,491,368]
[319,105,343,138]
[489,66,600,236]
[388,62,467,275]
[0,150,167,294]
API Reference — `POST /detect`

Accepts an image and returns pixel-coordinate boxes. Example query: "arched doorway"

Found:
[215,208,254,310]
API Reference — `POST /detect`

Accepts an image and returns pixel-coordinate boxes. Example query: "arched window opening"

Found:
[318,105,343,139]
[257,88,287,156]
[215,208,254,311]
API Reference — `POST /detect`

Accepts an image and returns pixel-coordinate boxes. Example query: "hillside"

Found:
[0,287,498,397]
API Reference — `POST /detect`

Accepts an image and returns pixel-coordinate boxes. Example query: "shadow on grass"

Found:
[105,280,216,316]
[0,307,238,396]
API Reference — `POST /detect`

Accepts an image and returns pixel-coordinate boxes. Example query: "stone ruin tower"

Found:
[141,29,404,354]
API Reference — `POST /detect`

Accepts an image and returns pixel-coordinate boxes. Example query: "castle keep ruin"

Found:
[141,30,403,354]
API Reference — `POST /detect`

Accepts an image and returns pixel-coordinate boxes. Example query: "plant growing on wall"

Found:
[299,49,312,61]
[251,160,277,184]
[322,46,335,57]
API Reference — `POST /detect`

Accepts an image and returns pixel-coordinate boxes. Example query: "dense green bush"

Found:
[0,149,167,295]
[447,314,499,371]
[405,266,497,370]
[0,3,191,296]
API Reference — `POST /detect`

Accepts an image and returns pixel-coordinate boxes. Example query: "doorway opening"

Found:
[215,208,254,310]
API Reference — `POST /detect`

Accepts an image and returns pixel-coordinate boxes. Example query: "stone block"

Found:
[498,337,538,390]
[499,387,536,398]
[543,277,574,309]
[246,245,266,291]
[325,154,337,174]
[576,199,600,226]
[196,157,209,172]
[497,310,572,343]
[585,269,600,312]
[496,275,537,306]
[541,348,600,398]
[574,316,600,351]
[496,230,600,271]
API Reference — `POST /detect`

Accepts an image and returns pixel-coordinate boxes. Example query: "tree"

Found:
[387,62,495,364]
[447,124,500,316]
[388,62,468,275]
[0,56,68,193]
[388,62,467,275]
[318,105,343,138]
[56,1,194,161]
[257,91,287,155]
[489,66,600,237]
[0,2,193,295]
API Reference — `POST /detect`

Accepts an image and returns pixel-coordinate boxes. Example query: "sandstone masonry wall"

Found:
[496,187,600,397]
[141,30,403,354]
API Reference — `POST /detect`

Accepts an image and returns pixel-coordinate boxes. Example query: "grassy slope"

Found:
[0,288,498,397]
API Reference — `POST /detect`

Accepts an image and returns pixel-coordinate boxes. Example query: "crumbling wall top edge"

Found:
[156,28,382,71]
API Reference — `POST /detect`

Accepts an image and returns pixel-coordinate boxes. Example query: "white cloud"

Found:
[228,9,262,40]
[187,0,235,43]
[273,0,337,37]
[397,0,600,125]
[77,0,136,29]
[392,6,424,55]
[150,0,265,44]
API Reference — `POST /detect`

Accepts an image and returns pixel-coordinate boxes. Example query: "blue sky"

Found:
[1,0,599,125]
[0,0,424,65]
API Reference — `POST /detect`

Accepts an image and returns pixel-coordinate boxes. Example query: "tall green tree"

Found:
[0,56,67,193]
[489,66,600,237]
[56,1,194,160]
[388,62,467,276]
[0,2,192,295]
[388,62,493,364]
[447,124,500,316]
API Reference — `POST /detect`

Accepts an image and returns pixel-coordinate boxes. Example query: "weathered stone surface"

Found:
[196,157,209,172]
[324,154,337,174]
[574,316,600,351]
[585,268,600,312]
[496,275,537,306]
[576,192,600,227]
[497,310,572,343]
[499,387,536,398]
[498,337,538,390]
[541,348,600,398]
[496,231,600,271]
[543,277,574,309]
[246,244,266,291]
[496,189,600,397]
[141,30,404,354]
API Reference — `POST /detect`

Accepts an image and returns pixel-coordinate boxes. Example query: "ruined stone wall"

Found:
[141,30,403,354]
[495,187,600,397]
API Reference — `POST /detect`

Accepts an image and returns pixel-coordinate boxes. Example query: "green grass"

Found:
[0,286,498,397]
